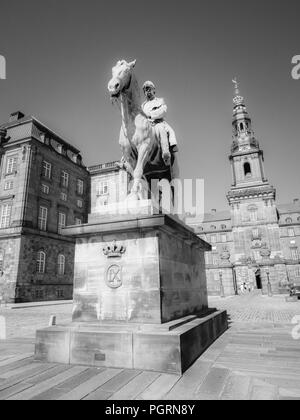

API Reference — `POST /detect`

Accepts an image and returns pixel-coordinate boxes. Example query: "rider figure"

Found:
[142,81,178,166]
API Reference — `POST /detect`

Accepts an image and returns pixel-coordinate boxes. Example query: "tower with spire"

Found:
[187,79,300,296]
[228,79,271,190]
[227,79,281,279]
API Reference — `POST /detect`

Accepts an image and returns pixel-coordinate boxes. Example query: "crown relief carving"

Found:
[103,240,126,258]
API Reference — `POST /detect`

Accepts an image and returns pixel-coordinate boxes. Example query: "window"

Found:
[57,254,65,275]
[97,181,109,196]
[288,228,295,237]
[0,204,11,228]
[75,218,82,225]
[77,179,84,195]
[249,209,258,222]
[286,217,293,224]
[35,290,44,299]
[60,192,67,201]
[6,156,17,174]
[36,251,46,274]
[295,267,300,277]
[210,225,216,231]
[61,171,69,188]
[221,234,227,243]
[244,162,252,177]
[210,235,217,244]
[77,199,83,208]
[221,224,227,230]
[57,290,64,298]
[58,212,66,230]
[291,247,299,261]
[212,254,218,265]
[38,206,48,231]
[99,198,108,207]
[4,181,13,191]
[41,184,49,195]
[0,251,4,273]
[42,161,52,179]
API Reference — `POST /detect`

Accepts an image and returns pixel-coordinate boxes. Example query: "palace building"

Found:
[0,111,89,303]
[187,84,300,296]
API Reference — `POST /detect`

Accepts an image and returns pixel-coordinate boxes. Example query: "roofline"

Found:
[2,115,81,155]
[88,161,120,174]
[32,116,81,154]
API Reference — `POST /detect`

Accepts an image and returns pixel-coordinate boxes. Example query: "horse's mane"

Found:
[124,72,144,118]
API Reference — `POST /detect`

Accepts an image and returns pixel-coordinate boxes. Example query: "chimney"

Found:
[293,198,299,204]
[9,111,25,123]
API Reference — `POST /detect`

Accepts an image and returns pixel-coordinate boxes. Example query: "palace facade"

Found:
[0,111,89,303]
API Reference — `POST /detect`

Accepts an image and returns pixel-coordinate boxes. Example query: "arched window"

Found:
[210,225,216,230]
[221,224,227,230]
[244,162,252,177]
[57,254,65,275]
[37,251,46,274]
[286,217,293,224]
[240,122,244,131]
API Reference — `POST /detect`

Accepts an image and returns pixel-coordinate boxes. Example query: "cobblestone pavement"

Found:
[208,292,300,324]
[0,294,299,400]
[0,304,72,339]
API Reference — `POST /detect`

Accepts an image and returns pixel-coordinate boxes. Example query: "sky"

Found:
[0,0,299,212]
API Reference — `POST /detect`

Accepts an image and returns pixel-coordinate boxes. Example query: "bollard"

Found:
[49,315,56,327]
[0,316,6,340]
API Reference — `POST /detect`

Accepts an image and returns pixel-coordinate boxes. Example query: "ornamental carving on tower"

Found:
[259,242,271,258]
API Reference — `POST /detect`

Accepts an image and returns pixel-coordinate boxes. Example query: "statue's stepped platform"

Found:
[35,311,227,375]
[35,213,227,374]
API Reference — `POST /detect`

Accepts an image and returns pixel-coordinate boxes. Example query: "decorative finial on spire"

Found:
[232,77,244,106]
[232,78,239,95]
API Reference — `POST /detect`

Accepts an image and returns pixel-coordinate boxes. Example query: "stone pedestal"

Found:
[35,213,227,374]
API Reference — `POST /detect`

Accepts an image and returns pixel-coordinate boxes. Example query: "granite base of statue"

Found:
[35,201,227,374]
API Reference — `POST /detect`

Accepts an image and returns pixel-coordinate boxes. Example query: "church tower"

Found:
[227,80,284,291]
[229,80,270,191]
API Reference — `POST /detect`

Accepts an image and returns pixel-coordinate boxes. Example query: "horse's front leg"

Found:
[119,128,136,178]
[130,139,152,198]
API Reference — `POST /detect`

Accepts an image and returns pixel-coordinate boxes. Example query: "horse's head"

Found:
[108,59,136,98]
